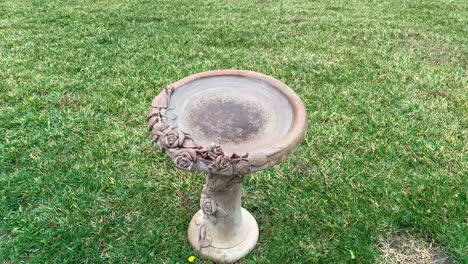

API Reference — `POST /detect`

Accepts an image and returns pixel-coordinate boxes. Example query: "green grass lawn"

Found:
[1,0,467,263]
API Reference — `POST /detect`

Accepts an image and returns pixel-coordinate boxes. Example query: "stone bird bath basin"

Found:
[147,70,307,263]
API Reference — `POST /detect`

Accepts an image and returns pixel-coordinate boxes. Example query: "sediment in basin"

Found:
[167,75,294,153]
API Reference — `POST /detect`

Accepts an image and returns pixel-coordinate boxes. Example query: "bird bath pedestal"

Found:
[147,70,307,263]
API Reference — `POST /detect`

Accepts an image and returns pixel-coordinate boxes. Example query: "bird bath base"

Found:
[148,70,307,263]
[188,175,259,262]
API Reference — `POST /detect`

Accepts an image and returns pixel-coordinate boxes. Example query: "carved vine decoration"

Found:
[148,86,269,176]
[148,86,269,249]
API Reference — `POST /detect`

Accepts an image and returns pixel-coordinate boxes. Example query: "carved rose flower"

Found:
[201,198,217,215]
[206,144,224,159]
[211,145,224,156]
[174,151,194,171]
[235,159,251,175]
[206,179,216,190]
[214,155,232,172]
[150,121,169,143]
[160,128,185,149]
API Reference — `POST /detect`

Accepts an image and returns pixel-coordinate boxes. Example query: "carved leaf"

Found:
[207,214,217,224]
[248,152,268,166]
[174,128,185,146]
[147,116,157,131]
[199,235,212,248]
[196,160,210,174]
[182,139,198,149]
[207,152,217,160]
[196,147,210,159]
[216,207,227,217]
[147,108,160,120]
[151,96,166,108]
[151,86,173,108]
[167,113,178,120]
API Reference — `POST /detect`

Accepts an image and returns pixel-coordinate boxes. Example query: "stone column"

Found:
[188,173,259,263]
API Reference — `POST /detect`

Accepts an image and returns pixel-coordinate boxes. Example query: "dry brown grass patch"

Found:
[377,232,454,264]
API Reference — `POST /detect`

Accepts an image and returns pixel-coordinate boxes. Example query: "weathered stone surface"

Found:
[148,70,307,263]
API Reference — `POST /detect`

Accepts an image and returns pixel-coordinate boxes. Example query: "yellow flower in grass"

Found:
[188,255,196,263]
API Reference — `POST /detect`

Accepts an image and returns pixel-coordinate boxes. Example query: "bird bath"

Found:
[147,70,307,263]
